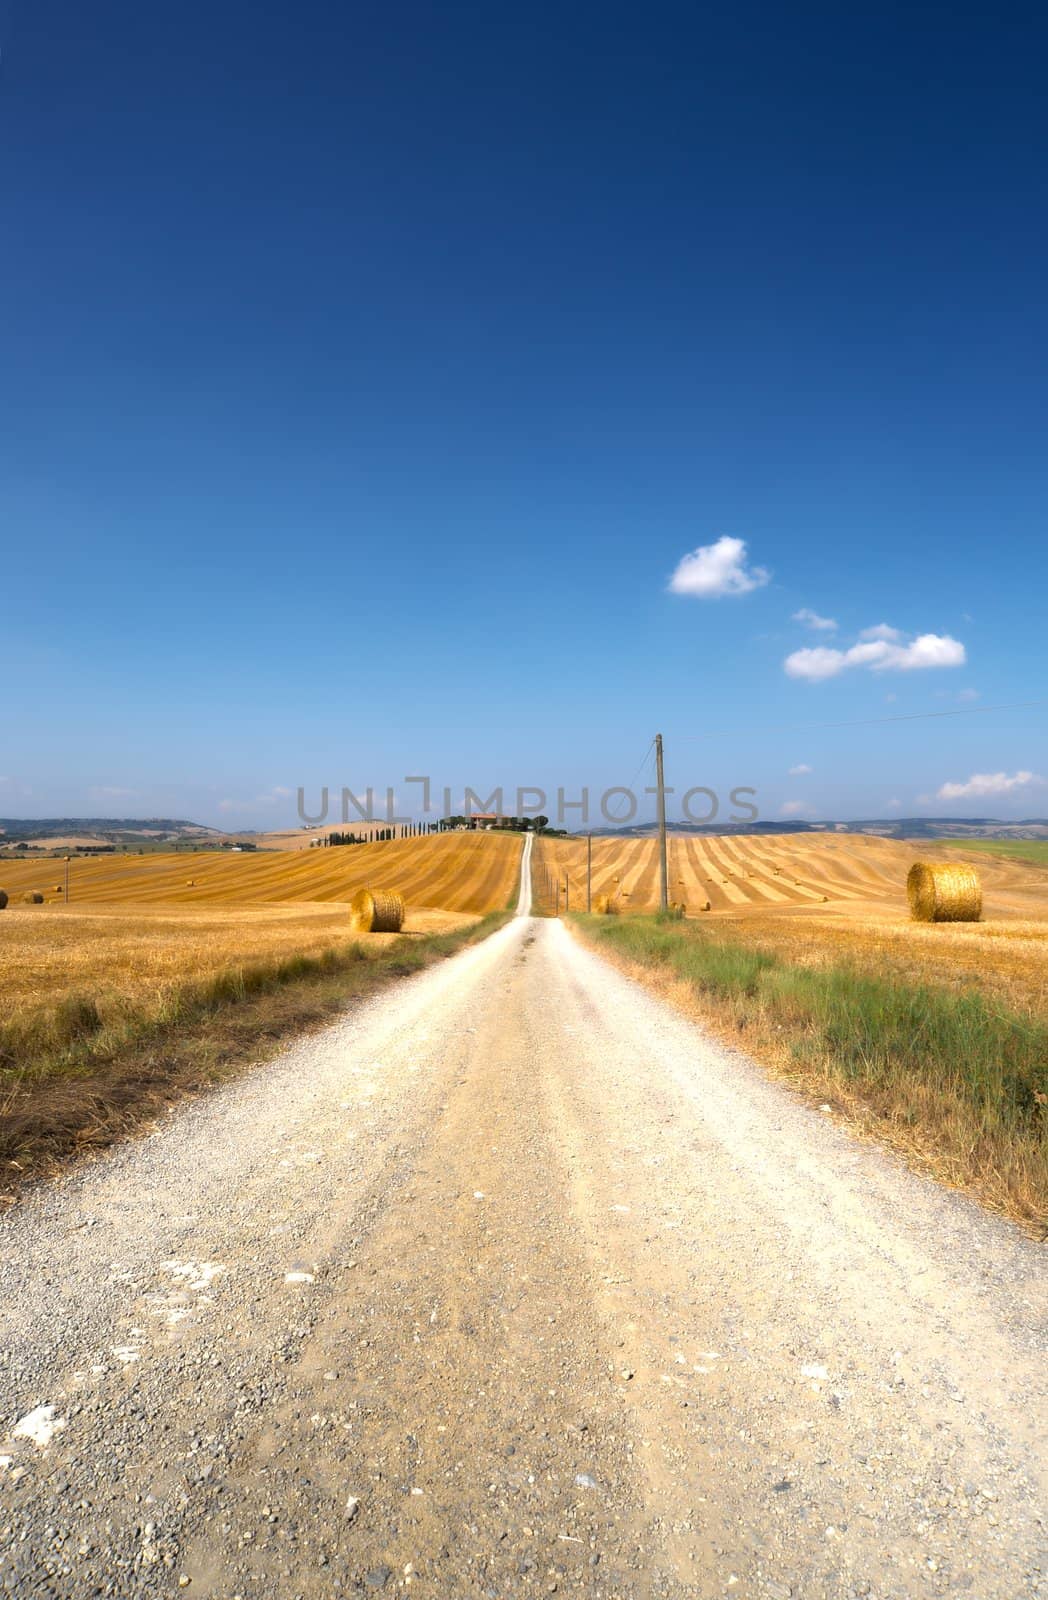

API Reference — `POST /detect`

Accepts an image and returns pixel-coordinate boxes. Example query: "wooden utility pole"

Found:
[586,833,592,913]
[655,732,668,912]
[564,876,570,913]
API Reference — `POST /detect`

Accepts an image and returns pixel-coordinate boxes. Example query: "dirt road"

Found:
[2,840,1044,1598]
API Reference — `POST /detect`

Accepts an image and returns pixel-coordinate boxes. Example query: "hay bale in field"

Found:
[186,879,195,886]
[907,862,982,923]
[350,886,405,933]
[0,889,7,910]
[667,900,686,919]
[701,898,712,912]
[22,891,44,904]
[593,893,618,915]
[54,884,63,892]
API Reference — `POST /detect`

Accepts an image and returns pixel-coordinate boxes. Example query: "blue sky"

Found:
[1,2,1045,828]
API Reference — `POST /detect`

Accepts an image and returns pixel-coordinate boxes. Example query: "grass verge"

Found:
[0,913,510,1201]
[574,913,1048,1232]
[939,838,1048,867]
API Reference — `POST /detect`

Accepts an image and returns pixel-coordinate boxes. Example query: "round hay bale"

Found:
[701,898,712,912]
[907,862,982,923]
[54,884,63,892]
[667,900,686,919]
[186,879,195,886]
[350,887,405,933]
[0,888,7,910]
[593,893,618,915]
[22,891,44,905]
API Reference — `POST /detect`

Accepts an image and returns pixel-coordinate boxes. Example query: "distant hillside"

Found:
[0,818,224,851]
[601,817,1048,841]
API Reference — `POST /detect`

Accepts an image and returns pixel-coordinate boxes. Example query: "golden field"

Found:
[0,903,476,1021]
[535,829,1046,918]
[0,832,521,1044]
[534,831,1048,1012]
[0,830,521,912]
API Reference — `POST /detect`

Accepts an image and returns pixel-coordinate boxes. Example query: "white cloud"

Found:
[89,785,139,801]
[788,763,812,775]
[886,797,901,809]
[785,628,966,681]
[792,608,837,632]
[218,786,293,813]
[936,770,1043,801]
[957,687,980,702]
[669,536,770,599]
[779,799,811,816]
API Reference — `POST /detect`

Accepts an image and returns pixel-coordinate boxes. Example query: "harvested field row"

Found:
[537,830,1048,921]
[0,831,522,915]
[0,834,523,1057]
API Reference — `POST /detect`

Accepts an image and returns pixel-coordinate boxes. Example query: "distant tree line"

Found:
[319,815,554,846]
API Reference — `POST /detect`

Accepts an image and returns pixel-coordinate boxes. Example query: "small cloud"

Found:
[668,536,770,599]
[89,785,139,801]
[788,763,812,775]
[779,799,811,816]
[957,688,980,702]
[785,629,966,681]
[792,608,837,633]
[858,622,902,642]
[936,770,1043,801]
[218,786,294,813]
[886,797,901,809]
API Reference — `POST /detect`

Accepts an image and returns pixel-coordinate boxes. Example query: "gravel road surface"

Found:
[2,839,1044,1598]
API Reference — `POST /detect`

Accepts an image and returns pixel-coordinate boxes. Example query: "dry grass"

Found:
[0,835,517,1064]
[0,912,511,1202]
[576,914,1048,1232]
[551,830,1046,1228]
[709,910,1047,1017]
[0,903,472,1022]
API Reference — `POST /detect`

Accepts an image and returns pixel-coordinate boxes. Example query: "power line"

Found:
[606,738,656,821]
[673,698,1047,742]
[616,738,655,798]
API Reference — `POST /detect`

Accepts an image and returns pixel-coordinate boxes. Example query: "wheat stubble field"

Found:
[535,830,1048,1007]
[0,832,522,1187]
[5,828,1045,1039]
[0,832,520,1028]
